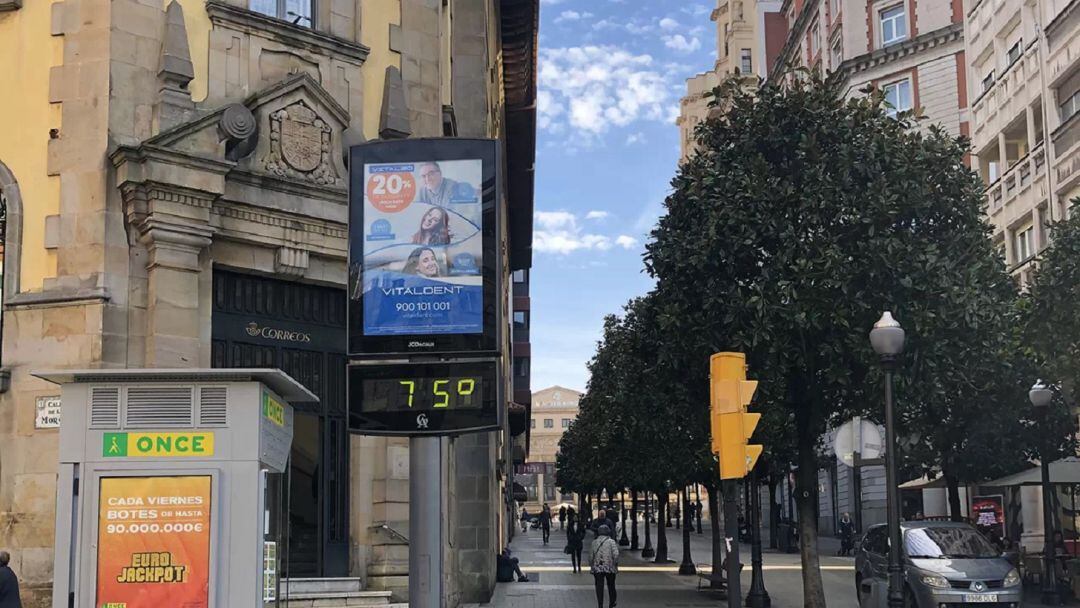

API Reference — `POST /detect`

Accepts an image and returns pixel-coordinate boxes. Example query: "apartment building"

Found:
[769,0,967,139]
[967,0,1080,284]
[677,0,787,160]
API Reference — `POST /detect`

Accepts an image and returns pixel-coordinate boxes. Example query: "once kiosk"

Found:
[35,368,314,608]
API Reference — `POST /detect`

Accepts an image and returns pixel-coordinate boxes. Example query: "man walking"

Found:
[838,512,856,556]
[0,551,22,608]
[540,503,552,545]
[559,504,567,530]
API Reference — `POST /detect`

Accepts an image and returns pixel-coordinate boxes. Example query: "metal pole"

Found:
[679,487,696,575]
[724,479,741,608]
[883,367,904,608]
[746,468,770,607]
[1042,455,1060,604]
[409,436,443,608]
[852,451,863,538]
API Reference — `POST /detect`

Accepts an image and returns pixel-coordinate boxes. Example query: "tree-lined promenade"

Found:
[555,74,1080,607]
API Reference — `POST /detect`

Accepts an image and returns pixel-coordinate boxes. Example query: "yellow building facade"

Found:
[0,1,538,606]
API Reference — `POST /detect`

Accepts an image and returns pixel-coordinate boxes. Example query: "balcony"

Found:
[985,144,1049,236]
[971,42,1042,149]
[1053,111,1080,194]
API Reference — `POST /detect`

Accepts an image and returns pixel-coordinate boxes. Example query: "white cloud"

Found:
[659,17,680,30]
[625,132,645,145]
[585,210,610,220]
[681,4,711,16]
[555,9,593,23]
[664,34,702,53]
[535,210,577,230]
[538,45,676,140]
[534,211,635,255]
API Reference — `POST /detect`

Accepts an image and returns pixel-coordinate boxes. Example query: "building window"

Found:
[1006,40,1023,66]
[831,37,843,70]
[1015,226,1034,262]
[883,79,913,116]
[809,19,821,57]
[879,5,907,46]
[531,418,536,429]
[514,357,529,378]
[544,419,554,429]
[251,0,313,26]
[740,49,753,74]
[1060,90,1080,123]
[831,0,841,19]
[513,269,528,283]
[982,70,996,94]
[513,310,528,329]
[561,418,571,429]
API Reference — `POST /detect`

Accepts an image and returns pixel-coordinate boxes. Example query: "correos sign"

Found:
[246,322,312,343]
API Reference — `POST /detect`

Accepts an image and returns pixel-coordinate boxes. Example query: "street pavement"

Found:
[470,521,860,608]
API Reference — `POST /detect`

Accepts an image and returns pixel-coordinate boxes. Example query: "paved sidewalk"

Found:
[473,521,859,608]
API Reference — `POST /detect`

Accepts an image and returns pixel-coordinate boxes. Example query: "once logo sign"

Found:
[262,393,286,427]
[246,322,312,343]
[103,432,215,458]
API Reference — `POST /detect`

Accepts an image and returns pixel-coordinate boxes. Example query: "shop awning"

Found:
[984,458,1080,487]
[899,475,948,490]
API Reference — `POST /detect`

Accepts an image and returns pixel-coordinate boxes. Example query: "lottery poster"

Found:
[96,476,212,608]
[358,159,484,336]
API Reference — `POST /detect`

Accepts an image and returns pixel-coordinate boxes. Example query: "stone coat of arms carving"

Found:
[264,100,340,186]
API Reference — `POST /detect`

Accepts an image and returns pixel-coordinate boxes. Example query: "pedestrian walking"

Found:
[838,512,856,556]
[559,504,567,530]
[589,525,619,608]
[540,503,552,545]
[566,516,586,573]
[0,551,22,608]
[520,507,530,533]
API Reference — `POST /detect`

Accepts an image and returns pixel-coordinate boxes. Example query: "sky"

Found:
[529,0,718,393]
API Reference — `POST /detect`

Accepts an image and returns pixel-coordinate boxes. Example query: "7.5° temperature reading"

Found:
[398,378,477,409]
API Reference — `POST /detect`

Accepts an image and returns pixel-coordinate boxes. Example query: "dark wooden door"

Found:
[211,269,349,577]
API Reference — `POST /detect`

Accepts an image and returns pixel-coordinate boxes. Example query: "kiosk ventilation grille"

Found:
[125,386,194,428]
[89,387,120,428]
[198,386,228,426]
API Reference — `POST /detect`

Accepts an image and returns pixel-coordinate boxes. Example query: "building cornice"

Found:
[837,23,964,83]
[1046,0,1080,42]
[0,0,22,11]
[205,1,370,64]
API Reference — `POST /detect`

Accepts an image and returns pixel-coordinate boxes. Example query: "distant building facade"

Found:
[522,385,581,511]
[677,0,787,160]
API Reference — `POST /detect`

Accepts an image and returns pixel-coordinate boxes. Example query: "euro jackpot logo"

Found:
[97,476,211,608]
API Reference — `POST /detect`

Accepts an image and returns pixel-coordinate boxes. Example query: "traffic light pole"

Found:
[746,468,770,607]
[724,479,741,608]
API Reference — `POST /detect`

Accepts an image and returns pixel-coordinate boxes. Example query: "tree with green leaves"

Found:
[645,72,1050,605]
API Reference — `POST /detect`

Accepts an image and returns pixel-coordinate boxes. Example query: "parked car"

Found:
[855,520,1022,607]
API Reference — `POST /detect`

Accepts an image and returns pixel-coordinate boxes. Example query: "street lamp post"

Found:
[1030,380,1059,605]
[870,311,905,608]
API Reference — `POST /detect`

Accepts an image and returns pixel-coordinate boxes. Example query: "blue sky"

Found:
[529,0,717,392]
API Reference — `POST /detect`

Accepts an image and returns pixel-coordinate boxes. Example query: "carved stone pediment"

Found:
[130,73,349,190]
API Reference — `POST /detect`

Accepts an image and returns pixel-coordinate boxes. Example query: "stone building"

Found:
[0,0,537,606]
[677,0,787,160]
[966,0,1080,286]
[769,0,967,140]
[521,385,580,511]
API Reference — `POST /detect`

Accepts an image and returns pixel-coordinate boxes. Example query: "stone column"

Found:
[1021,485,1045,552]
[139,219,213,367]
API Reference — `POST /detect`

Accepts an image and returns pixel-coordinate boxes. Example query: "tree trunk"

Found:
[642,492,655,557]
[796,404,828,608]
[768,476,779,549]
[656,492,670,562]
[708,483,723,588]
[631,490,640,550]
[620,490,630,545]
[945,473,963,522]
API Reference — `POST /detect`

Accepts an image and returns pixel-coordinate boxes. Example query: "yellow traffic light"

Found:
[709,352,763,479]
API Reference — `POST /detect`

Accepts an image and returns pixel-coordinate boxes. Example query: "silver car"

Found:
[855,521,1022,607]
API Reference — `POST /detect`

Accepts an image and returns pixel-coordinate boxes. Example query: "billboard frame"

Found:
[347,138,502,359]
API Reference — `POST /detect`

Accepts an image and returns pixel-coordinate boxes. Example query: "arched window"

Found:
[0,160,24,370]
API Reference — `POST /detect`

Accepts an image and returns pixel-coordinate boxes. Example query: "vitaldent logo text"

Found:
[381,286,464,296]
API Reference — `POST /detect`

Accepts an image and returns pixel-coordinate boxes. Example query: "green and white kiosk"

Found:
[35,368,314,608]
